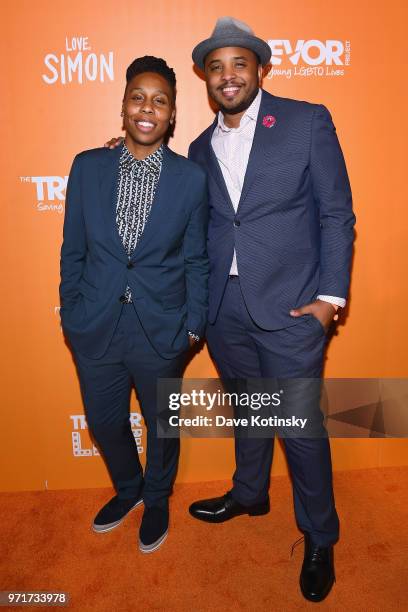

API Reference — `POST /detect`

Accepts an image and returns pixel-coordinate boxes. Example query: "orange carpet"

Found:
[1,466,407,611]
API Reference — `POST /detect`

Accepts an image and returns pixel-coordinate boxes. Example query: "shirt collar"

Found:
[216,88,262,133]
[120,143,163,177]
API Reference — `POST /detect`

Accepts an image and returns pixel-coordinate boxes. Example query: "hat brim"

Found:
[192,34,271,70]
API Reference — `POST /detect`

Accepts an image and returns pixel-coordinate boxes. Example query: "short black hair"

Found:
[125,55,176,98]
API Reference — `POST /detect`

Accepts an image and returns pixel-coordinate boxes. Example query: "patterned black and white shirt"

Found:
[116,143,163,302]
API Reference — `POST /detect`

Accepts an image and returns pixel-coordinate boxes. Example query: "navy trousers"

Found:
[206,277,339,547]
[73,303,186,509]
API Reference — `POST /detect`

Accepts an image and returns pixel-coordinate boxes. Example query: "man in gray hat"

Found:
[187,17,355,603]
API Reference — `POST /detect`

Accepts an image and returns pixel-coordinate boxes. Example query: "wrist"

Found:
[188,331,200,343]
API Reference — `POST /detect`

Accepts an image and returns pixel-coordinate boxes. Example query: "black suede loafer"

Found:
[92,494,143,533]
[139,507,169,553]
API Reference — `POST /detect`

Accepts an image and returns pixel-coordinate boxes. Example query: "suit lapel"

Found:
[98,145,126,258]
[202,91,281,214]
[130,145,182,259]
[202,118,235,214]
[99,144,182,261]
[237,90,280,210]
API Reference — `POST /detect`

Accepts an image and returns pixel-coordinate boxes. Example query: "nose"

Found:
[140,100,154,114]
[221,65,236,81]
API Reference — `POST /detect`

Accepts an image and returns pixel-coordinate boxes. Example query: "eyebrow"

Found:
[129,87,169,96]
[208,56,248,65]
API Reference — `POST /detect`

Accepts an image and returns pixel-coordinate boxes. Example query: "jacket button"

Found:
[127,261,134,269]
[119,295,127,303]
[234,219,241,227]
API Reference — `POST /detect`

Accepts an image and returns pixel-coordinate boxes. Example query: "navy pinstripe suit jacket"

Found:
[188,89,355,330]
[60,145,209,359]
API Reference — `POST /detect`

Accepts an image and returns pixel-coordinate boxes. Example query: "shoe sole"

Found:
[139,529,168,554]
[92,498,143,533]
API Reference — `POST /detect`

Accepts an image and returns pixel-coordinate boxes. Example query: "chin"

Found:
[226,98,244,109]
[215,92,244,108]
[129,132,156,146]
[219,101,244,114]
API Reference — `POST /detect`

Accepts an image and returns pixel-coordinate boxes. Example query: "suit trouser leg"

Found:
[254,320,339,546]
[121,305,186,510]
[73,304,185,508]
[206,277,339,547]
[206,278,275,505]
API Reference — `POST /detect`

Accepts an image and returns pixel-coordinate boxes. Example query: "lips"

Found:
[135,120,156,133]
[220,85,241,99]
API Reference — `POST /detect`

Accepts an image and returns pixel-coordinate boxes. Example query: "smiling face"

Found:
[204,47,262,118]
[122,71,175,158]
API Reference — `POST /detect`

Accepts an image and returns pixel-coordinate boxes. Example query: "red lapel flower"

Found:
[262,114,276,128]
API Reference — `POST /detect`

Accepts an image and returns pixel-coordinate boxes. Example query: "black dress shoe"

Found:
[299,533,335,602]
[189,491,270,523]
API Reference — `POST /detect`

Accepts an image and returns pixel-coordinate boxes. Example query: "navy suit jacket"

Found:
[60,145,209,359]
[188,89,355,329]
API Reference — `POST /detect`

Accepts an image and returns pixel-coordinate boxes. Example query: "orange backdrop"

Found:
[1,0,407,492]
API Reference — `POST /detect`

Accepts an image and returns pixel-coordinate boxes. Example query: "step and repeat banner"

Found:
[1,0,407,491]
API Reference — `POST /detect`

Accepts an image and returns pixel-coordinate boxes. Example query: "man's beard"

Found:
[218,85,259,116]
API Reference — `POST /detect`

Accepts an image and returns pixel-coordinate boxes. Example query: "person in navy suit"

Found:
[187,18,355,602]
[60,56,209,554]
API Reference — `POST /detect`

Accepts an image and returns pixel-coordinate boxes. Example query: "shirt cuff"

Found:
[317,295,346,309]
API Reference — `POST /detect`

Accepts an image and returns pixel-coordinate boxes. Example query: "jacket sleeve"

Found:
[183,174,209,337]
[310,104,356,298]
[59,154,86,309]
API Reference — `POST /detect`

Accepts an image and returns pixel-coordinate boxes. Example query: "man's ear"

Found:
[258,64,263,85]
[170,109,176,125]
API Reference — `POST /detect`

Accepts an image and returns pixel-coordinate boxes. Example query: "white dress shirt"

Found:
[210,88,345,309]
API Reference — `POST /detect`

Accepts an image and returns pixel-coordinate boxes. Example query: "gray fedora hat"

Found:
[192,16,271,71]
